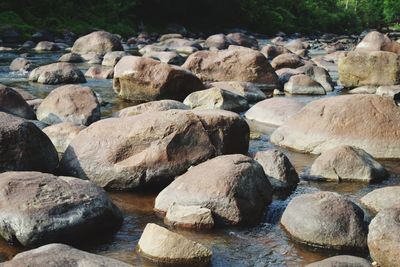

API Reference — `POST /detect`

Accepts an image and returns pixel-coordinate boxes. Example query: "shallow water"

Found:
[0,46,399,266]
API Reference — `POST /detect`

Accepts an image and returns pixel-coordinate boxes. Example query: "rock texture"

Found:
[306,255,371,267]
[284,74,326,95]
[361,186,400,214]
[42,122,85,153]
[28,63,86,84]
[114,100,189,117]
[164,203,214,230]
[0,84,35,119]
[209,81,266,102]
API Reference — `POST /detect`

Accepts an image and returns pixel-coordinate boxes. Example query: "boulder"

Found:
[271,53,304,70]
[159,33,183,42]
[305,255,371,267]
[85,66,114,79]
[271,94,400,159]
[154,154,272,225]
[164,203,214,230]
[9,57,35,71]
[254,149,299,190]
[42,122,85,153]
[209,81,266,102]
[183,87,249,112]
[182,49,279,87]
[204,34,231,49]
[261,44,290,60]
[138,223,212,265]
[11,87,36,101]
[28,63,86,84]
[296,65,334,92]
[142,51,184,65]
[0,244,133,267]
[37,85,100,126]
[58,53,84,63]
[226,32,258,49]
[59,110,249,190]
[368,208,400,266]
[375,85,400,99]
[338,51,400,87]
[281,191,367,250]
[81,52,103,63]
[102,51,129,67]
[114,100,189,118]
[355,31,400,54]
[284,74,326,95]
[71,31,123,55]
[0,112,58,172]
[310,145,389,182]
[161,38,201,50]
[360,186,400,214]
[284,39,307,54]
[0,171,122,247]
[0,84,36,119]
[348,85,378,94]
[276,68,304,84]
[34,41,60,51]
[245,97,305,126]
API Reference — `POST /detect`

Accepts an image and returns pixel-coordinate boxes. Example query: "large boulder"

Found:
[305,255,371,267]
[0,244,132,267]
[113,56,204,101]
[138,223,212,265]
[28,63,86,84]
[71,31,123,55]
[42,122,85,153]
[154,154,273,225]
[209,81,266,102]
[0,171,122,247]
[114,100,189,118]
[0,84,35,119]
[245,97,305,126]
[281,191,367,250]
[182,49,279,87]
[310,145,389,182]
[59,110,249,190]
[360,186,400,214]
[284,74,326,95]
[0,112,58,172]
[36,85,100,126]
[356,31,400,54]
[338,51,400,87]
[270,95,400,159]
[368,208,400,267]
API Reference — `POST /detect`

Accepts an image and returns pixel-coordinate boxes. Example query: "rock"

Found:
[165,203,214,230]
[204,34,231,49]
[0,243,133,267]
[59,110,249,190]
[356,31,400,54]
[102,51,129,67]
[284,39,307,54]
[375,85,400,99]
[139,44,168,55]
[176,46,198,55]
[37,85,100,126]
[159,33,183,42]
[0,112,58,172]
[296,65,334,92]
[284,74,326,95]
[271,94,400,158]
[209,81,266,102]
[245,97,304,126]
[0,172,122,247]
[183,87,249,112]
[42,122,85,153]
[306,255,371,267]
[261,44,290,60]
[22,40,35,48]
[276,68,304,84]
[114,100,189,117]
[11,87,36,101]
[226,32,258,49]
[138,223,212,265]
[143,51,184,65]
[113,56,204,101]
[58,53,84,63]
[34,41,60,51]
[80,51,103,63]
[85,66,114,79]
[0,84,36,119]
[368,208,400,267]
[154,154,272,225]
[271,53,304,70]
[182,49,279,87]
[360,186,400,214]
[281,191,367,250]
[71,31,123,55]
[28,63,86,84]
[310,145,389,182]
[161,38,201,50]
[254,149,299,190]
[349,85,378,94]
[339,51,400,87]
[9,57,35,71]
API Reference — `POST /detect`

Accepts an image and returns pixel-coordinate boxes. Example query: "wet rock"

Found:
[37,85,100,126]
[138,223,212,265]
[114,100,189,118]
[183,87,249,112]
[58,53,84,63]
[348,85,378,94]
[71,31,123,55]
[368,208,400,266]
[284,74,326,95]
[164,203,214,230]
[154,154,272,225]
[204,34,231,50]
[9,57,35,71]
[0,243,133,267]
[356,31,400,54]
[261,44,290,60]
[281,191,367,250]
[227,32,258,49]
[0,171,122,247]
[310,145,389,182]
[0,84,36,119]
[306,255,371,267]
[102,51,129,67]
[34,41,60,51]
[209,81,266,102]
[42,122,85,153]
[28,63,86,84]
[113,56,204,101]
[245,97,304,126]
[360,186,400,213]
[296,65,334,92]
[271,53,304,70]
[142,51,184,65]
[85,66,114,79]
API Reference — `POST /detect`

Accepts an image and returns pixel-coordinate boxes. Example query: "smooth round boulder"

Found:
[28,63,86,84]
[310,145,389,182]
[138,223,212,265]
[226,32,258,49]
[9,57,35,71]
[36,85,100,126]
[271,53,304,70]
[0,171,122,247]
[361,186,400,214]
[297,65,334,92]
[356,31,400,54]
[368,208,400,266]
[281,191,367,250]
[42,122,85,153]
[113,100,189,118]
[204,33,231,50]
[284,74,326,95]
[0,84,35,119]
[270,95,400,159]
[71,31,123,55]
[165,203,214,230]
[0,112,58,172]
[154,154,273,225]
[306,255,371,267]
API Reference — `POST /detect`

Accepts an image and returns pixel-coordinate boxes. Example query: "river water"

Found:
[0,46,399,266]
